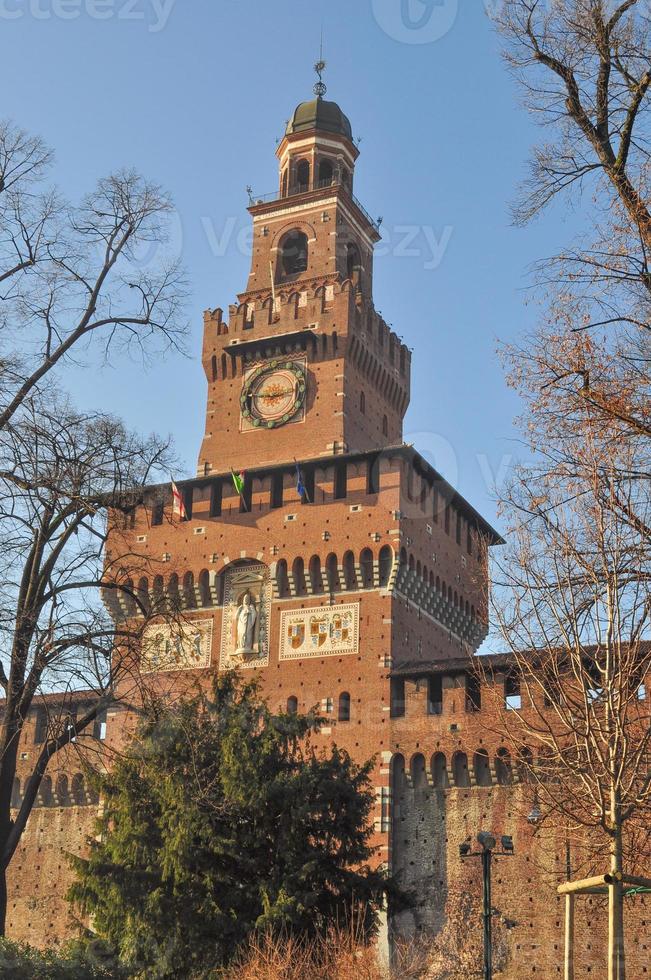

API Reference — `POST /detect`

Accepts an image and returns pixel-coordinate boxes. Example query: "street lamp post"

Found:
[460,832,515,980]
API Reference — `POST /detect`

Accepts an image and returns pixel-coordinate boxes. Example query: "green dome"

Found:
[285,98,353,141]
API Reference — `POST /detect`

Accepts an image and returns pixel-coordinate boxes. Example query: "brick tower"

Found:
[101,78,502,842]
[101,78,502,931]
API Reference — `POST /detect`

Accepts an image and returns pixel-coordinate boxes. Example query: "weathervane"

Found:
[314,30,327,99]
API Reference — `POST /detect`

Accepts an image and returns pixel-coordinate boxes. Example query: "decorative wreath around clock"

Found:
[240,360,307,429]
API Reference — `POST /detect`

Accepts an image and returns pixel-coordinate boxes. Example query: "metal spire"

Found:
[314,29,327,99]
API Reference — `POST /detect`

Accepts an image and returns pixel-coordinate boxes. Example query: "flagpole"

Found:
[269,261,278,321]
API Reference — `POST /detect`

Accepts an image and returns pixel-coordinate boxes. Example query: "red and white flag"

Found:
[171,480,187,520]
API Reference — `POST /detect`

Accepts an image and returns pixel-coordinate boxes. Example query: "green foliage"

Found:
[69,674,389,979]
[0,938,126,979]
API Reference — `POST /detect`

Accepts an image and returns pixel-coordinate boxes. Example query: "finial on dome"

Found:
[314,31,327,99]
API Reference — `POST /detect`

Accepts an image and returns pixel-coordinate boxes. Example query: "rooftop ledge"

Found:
[248,178,382,239]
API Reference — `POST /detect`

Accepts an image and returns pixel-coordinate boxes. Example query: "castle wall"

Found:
[389,675,651,979]
[7,802,98,947]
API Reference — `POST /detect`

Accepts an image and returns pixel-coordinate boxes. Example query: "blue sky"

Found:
[1,0,585,532]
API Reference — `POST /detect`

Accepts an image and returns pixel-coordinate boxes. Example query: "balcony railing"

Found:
[248,178,381,232]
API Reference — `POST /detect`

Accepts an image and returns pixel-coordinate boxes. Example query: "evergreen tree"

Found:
[69,674,389,979]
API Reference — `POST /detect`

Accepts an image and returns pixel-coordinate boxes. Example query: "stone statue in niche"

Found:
[235,591,257,655]
[220,561,270,669]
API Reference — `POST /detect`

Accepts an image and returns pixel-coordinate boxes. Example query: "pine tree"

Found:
[69,674,389,979]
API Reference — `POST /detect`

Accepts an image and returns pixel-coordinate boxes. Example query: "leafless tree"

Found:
[0,118,187,429]
[494,0,651,458]
[489,420,650,978]
[0,391,182,934]
[0,116,189,935]
[490,9,651,975]
[495,0,651,236]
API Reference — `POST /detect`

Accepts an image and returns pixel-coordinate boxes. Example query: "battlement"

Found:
[202,283,410,396]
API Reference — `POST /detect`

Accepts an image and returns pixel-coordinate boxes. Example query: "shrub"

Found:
[0,938,126,979]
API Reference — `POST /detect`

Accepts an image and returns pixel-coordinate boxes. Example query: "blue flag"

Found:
[295,463,308,501]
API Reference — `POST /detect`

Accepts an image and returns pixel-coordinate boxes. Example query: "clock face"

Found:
[240,360,306,429]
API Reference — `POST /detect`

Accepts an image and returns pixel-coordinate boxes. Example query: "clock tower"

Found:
[197,81,409,477]
[101,72,502,946]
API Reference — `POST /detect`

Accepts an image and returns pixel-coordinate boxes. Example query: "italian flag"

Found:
[231,469,245,495]
[231,469,248,511]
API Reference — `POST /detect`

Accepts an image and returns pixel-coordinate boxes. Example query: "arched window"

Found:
[517,747,534,784]
[360,548,374,588]
[55,773,70,805]
[292,557,307,596]
[137,577,149,615]
[287,696,298,715]
[325,553,340,592]
[382,415,388,437]
[343,551,357,590]
[71,773,86,805]
[338,692,351,722]
[431,753,449,789]
[38,775,53,807]
[296,159,310,191]
[11,778,21,809]
[378,546,393,587]
[183,571,196,609]
[153,575,164,608]
[411,753,427,789]
[474,749,492,787]
[309,555,324,594]
[360,390,366,414]
[318,158,334,186]
[280,231,308,277]
[452,751,470,788]
[122,577,136,616]
[495,748,513,786]
[167,573,180,610]
[346,242,362,287]
[391,753,406,794]
[276,559,290,599]
[199,569,211,607]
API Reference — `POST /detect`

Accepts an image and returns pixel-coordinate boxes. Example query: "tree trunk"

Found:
[608,792,626,980]
[610,169,651,262]
[0,862,8,937]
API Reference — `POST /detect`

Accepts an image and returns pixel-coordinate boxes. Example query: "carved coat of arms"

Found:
[279,604,360,661]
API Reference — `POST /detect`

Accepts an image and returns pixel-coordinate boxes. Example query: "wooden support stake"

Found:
[564,893,575,980]
[558,873,618,896]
